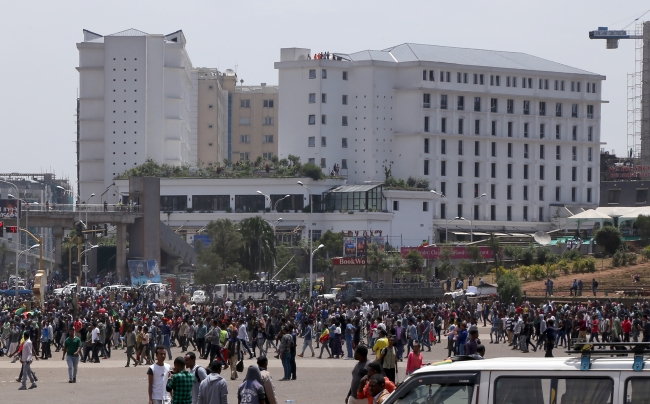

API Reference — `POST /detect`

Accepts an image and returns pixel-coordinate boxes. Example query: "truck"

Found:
[0,286,34,297]
[340,280,444,304]
[210,284,289,303]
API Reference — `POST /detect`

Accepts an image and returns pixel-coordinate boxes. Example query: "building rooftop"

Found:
[235,85,279,94]
[81,29,184,44]
[339,43,596,75]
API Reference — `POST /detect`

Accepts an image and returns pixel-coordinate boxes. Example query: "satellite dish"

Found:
[533,230,552,245]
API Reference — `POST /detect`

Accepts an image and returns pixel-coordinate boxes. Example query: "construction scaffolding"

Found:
[627,22,644,159]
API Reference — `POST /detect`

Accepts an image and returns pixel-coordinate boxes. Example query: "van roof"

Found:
[414,356,650,374]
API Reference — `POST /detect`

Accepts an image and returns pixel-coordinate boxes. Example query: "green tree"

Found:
[636,215,650,240]
[465,245,483,276]
[202,219,243,272]
[405,249,424,271]
[238,216,276,278]
[497,270,522,303]
[0,242,8,277]
[438,246,454,279]
[273,243,299,280]
[367,246,390,282]
[595,226,623,254]
[502,245,523,267]
[314,230,343,271]
[535,246,556,265]
[487,233,502,267]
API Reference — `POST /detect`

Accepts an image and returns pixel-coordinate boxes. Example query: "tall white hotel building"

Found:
[77,29,197,203]
[276,45,605,240]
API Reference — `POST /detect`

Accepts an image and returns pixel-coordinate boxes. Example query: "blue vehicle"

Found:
[0,286,33,296]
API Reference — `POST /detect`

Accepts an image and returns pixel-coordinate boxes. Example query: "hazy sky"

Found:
[2,0,648,188]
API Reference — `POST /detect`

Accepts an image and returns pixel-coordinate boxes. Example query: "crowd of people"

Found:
[5,272,650,401]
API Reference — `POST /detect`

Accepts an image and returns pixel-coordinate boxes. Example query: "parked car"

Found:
[0,286,33,296]
[191,290,209,304]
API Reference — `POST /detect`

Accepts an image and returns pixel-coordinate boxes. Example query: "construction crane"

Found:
[589,10,650,164]
[589,27,642,49]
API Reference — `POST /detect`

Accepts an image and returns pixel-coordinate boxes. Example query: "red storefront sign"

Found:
[400,246,494,260]
[332,257,367,265]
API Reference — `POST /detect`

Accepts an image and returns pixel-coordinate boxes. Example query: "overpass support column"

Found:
[53,226,64,277]
[116,223,127,283]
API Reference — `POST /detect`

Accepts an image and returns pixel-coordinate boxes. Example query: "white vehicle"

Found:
[54,284,77,296]
[98,284,124,294]
[320,288,340,301]
[386,344,649,404]
[191,290,209,304]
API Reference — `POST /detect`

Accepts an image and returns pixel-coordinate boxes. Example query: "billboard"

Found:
[0,199,21,219]
[400,246,494,260]
[127,260,161,286]
[343,236,387,257]
[194,234,211,251]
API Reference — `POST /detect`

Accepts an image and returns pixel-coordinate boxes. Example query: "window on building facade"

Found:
[507,99,514,114]
[491,142,497,157]
[308,115,315,125]
[457,96,464,111]
[441,117,447,133]
[491,98,498,113]
[458,140,463,155]
[474,97,481,112]
[587,105,594,119]
[263,135,274,143]
[263,117,274,126]
[160,196,187,212]
[423,93,431,108]
[475,140,480,156]
[491,162,496,178]
[342,138,348,148]
[308,137,315,147]
[322,69,327,79]
[321,93,327,103]
[341,159,348,169]
[556,103,562,117]
[263,99,274,108]
[508,122,513,137]
[309,69,316,79]
[524,123,529,138]
[539,101,546,116]
[440,95,448,110]
[458,161,463,176]
[262,152,273,160]
[240,99,250,108]
[321,136,327,147]
[239,135,250,143]
[239,117,250,125]
[441,139,446,154]
[320,158,326,168]
[343,71,348,80]
[491,205,496,220]
[321,115,327,125]
[491,121,497,136]
[523,164,529,179]
[192,195,230,211]
[342,95,348,105]
[424,138,430,154]
[475,119,480,135]
[424,159,430,176]
[441,160,446,176]
[540,144,545,159]
[572,146,577,161]
[458,118,464,134]
[239,152,250,161]
[474,162,480,178]
[523,100,530,115]
[309,93,316,103]
[342,116,348,126]
[424,116,430,132]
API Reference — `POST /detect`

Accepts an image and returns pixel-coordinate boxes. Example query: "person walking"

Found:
[18,331,37,390]
[238,320,254,359]
[377,335,398,383]
[238,366,267,404]
[184,352,206,404]
[257,356,277,404]
[166,356,194,404]
[226,330,242,380]
[125,326,138,367]
[148,345,172,404]
[62,328,82,383]
[297,320,314,357]
[197,361,228,404]
[278,326,293,381]
[544,319,558,357]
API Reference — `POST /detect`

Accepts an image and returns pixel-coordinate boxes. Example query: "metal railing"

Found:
[23,203,141,213]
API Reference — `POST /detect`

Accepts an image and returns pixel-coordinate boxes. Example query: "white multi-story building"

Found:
[276,44,605,239]
[77,29,198,203]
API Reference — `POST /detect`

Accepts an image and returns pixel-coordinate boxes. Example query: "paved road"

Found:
[0,326,565,403]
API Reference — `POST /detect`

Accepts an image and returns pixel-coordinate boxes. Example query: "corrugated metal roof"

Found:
[108,28,148,37]
[327,184,382,193]
[342,43,595,75]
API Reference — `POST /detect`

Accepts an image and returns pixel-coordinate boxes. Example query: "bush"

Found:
[628,253,638,265]
[521,248,535,266]
[535,247,556,265]
[562,249,582,262]
[497,271,523,303]
[595,226,623,254]
[406,176,417,187]
[302,162,325,181]
[612,250,627,267]
[518,266,531,281]
[556,259,570,275]
[641,246,650,262]
[584,256,597,272]
[530,264,546,280]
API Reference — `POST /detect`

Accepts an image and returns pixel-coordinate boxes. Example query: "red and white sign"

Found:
[400,246,494,260]
[332,257,367,265]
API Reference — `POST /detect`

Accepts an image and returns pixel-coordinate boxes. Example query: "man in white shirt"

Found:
[238,320,254,359]
[148,345,171,404]
[91,322,101,363]
[19,331,37,390]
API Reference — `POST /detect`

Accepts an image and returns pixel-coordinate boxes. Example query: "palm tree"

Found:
[238,216,276,279]
[0,241,8,278]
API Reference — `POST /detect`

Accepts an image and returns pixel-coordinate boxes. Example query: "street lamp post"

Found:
[310,244,324,300]
[18,244,40,282]
[454,217,473,242]
[81,244,98,286]
[474,193,487,222]
[298,181,314,295]
[0,180,20,301]
[430,190,449,243]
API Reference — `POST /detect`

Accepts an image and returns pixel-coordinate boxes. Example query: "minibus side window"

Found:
[494,377,612,404]
[625,378,650,404]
